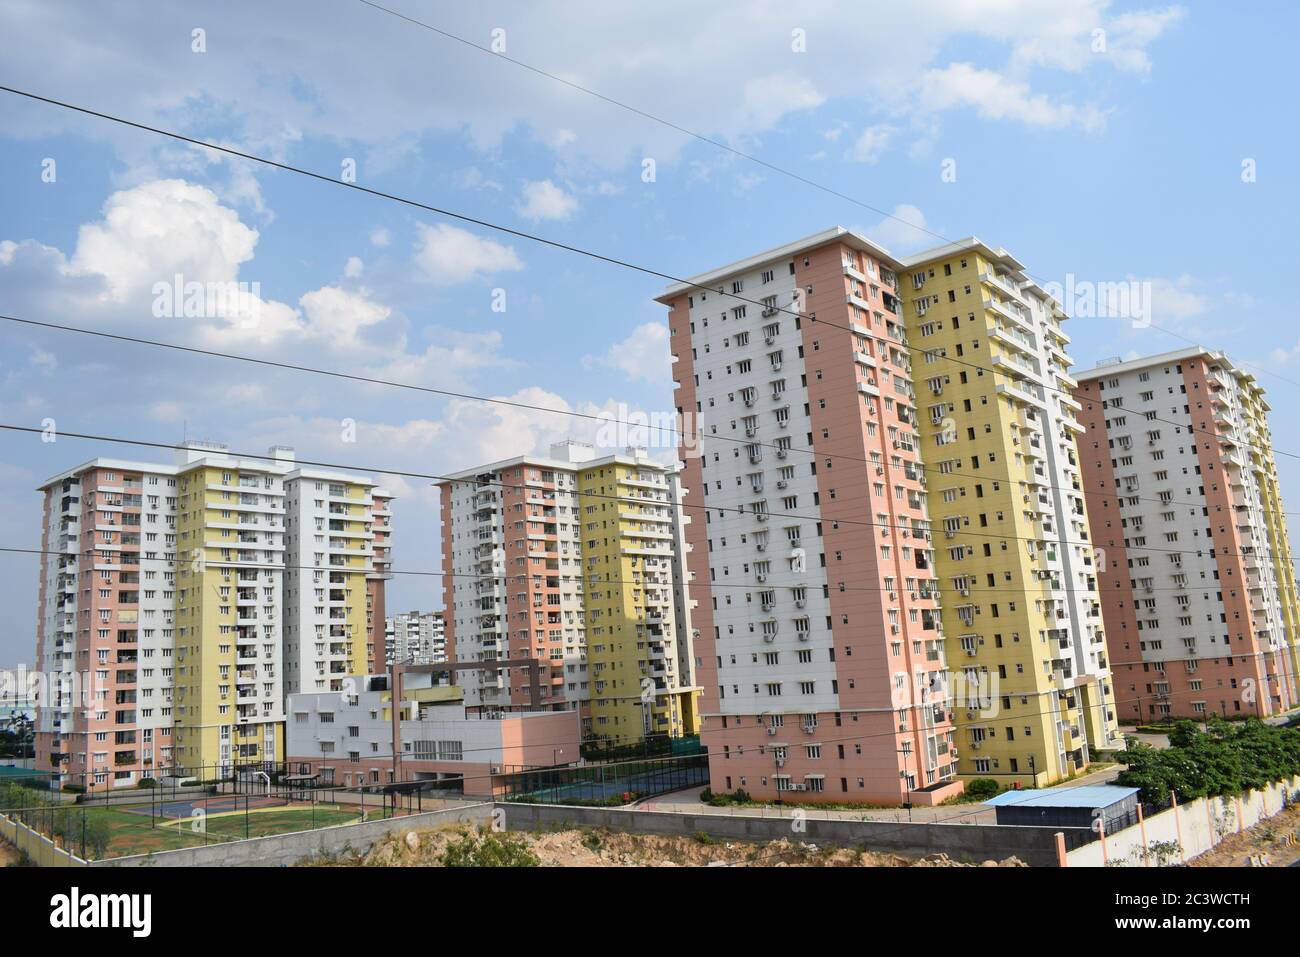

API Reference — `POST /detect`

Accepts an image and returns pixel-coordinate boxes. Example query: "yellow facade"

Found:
[577,461,698,744]
[903,246,1117,786]
[1238,382,1300,697]
[173,465,283,773]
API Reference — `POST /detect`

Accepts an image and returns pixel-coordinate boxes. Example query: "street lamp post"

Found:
[898,748,913,821]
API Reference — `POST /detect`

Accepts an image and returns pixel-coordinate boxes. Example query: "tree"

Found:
[1116,718,1300,806]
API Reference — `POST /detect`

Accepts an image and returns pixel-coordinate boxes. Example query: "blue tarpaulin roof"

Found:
[984,784,1139,809]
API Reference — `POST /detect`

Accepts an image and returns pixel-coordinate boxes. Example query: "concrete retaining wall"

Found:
[496,802,1076,866]
[93,802,494,867]
[0,812,87,867]
[1066,775,1300,867]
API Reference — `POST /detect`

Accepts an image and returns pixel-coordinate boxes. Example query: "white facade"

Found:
[282,469,386,695]
[675,259,842,716]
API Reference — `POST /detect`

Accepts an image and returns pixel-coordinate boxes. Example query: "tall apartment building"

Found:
[367,491,394,672]
[898,240,1120,785]
[33,443,391,790]
[1075,348,1300,720]
[283,473,390,697]
[385,610,446,664]
[659,228,962,805]
[439,442,699,744]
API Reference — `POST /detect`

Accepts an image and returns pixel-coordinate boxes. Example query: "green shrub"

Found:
[439,827,539,867]
[965,778,1001,801]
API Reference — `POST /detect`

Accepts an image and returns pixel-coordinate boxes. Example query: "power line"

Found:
[0,420,1284,565]
[350,0,957,250]
[1,83,1294,488]
[7,313,1298,530]
[351,2,1300,402]
[0,543,1247,598]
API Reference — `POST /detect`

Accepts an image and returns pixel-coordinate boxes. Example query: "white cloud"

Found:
[344,256,363,278]
[737,73,824,130]
[1143,275,1212,324]
[412,223,524,285]
[846,124,897,163]
[858,205,936,254]
[516,179,579,221]
[916,63,1109,132]
[0,1,1183,175]
[298,286,392,348]
[69,179,259,301]
[369,227,391,248]
[582,323,672,383]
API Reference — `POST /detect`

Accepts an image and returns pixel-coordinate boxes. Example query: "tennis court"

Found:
[122,793,285,820]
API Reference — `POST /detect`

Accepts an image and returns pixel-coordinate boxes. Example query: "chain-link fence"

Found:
[498,753,708,806]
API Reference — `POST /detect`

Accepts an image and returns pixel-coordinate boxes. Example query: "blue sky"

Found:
[1,0,1298,668]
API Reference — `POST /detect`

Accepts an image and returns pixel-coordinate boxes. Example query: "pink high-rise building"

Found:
[658,228,962,804]
[1076,349,1300,721]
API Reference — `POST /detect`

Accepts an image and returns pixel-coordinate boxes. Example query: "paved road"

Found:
[637,785,998,824]
[636,763,1125,824]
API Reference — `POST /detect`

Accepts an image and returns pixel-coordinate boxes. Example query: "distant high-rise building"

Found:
[1076,348,1300,720]
[385,610,446,665]
[439,442,700,744]
[33,443,391,790]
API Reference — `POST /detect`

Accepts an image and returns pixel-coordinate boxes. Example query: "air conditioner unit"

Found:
[795,599,806,609]
[790,538,802,549]
[790,783,806,791]
[756,574,767,583]
[796,631,810,642]
[756,543,767,552]
[776,450,787,459]
[959,588,970,597]
[746,428,756,437]
[776,480,788,490]
[888,591,897,601]
[890,625,899,634]
[775,758,785,768]
[767,726,777,736]
[972,741,982,750]
[803,724,815,735]
[761,603,773,612]
[765,336,775,346]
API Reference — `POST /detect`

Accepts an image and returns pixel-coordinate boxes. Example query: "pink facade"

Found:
[1076,353,1292,721]
[36,467,167,790]
[367,491,393,673]
[666,236,961,805]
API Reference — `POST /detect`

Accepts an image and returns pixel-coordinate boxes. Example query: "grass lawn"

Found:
[57,802,400,859]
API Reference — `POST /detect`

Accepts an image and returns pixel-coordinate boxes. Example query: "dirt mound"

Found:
[317,826,1030,868]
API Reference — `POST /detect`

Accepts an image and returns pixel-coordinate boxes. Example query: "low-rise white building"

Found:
[285,673,580,796]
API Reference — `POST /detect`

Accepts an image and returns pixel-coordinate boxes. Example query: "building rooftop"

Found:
[984,784,1140,809]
